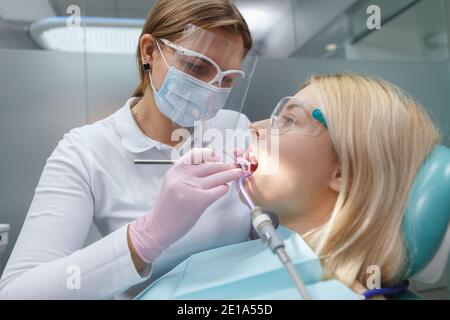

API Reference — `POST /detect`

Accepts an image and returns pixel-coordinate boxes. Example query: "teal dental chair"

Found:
[398,145,450,299]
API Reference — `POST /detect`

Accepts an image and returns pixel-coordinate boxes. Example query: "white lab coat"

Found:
[0,98,252,299]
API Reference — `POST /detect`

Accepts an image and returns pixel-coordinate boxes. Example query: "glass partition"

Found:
[292,0,450,61]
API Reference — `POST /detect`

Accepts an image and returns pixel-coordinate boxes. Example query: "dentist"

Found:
[0,0,253,299]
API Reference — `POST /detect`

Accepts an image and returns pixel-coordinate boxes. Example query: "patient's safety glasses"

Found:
[270,97,328,136]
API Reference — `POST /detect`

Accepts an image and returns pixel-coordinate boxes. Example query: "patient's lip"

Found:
[234,148,258,173]
[250,162,258,173]
[248,150,258,172]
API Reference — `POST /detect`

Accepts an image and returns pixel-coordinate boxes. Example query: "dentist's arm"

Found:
[128,148,244,271]
[0,129,241,299]
[0,130,143,299]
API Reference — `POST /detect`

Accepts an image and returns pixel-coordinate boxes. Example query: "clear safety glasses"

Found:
[270,97,328,136]
[158,38,246,88]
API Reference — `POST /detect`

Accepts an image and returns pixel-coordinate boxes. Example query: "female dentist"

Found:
[0,0,253,299]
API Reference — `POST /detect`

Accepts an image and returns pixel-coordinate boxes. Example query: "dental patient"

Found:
[137,73,441,299]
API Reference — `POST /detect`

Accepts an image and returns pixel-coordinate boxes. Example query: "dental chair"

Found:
[398,145,450,299]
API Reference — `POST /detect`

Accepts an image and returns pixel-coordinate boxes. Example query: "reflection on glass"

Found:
[292,0,449,61]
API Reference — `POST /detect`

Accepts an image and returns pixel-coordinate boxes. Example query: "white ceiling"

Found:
[0,0,55,21]
[49,0,291,41]
[49,0,156,19]
[0,0,365,56]
[0,0,292,41]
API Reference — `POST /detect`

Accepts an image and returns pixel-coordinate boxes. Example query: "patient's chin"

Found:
[238,175,260,206]
[241,175,274,208]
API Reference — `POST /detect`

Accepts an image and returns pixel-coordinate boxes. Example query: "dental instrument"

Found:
[134,159,247,166]
[238,173,312,300]
[134,154,255,168]
[134,160,177,165]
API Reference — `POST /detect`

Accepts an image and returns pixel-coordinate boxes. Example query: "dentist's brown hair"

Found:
[132,0,252,97]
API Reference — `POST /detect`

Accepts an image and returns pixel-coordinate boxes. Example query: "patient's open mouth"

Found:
[249,151,258,173]
[235,149,258,173]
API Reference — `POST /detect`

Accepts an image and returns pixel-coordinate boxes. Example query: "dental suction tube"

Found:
[238,174,312,300]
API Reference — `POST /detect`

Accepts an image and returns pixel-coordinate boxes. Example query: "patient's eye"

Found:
[280,114,296,128]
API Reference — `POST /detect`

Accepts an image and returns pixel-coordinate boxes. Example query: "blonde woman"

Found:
[0,0,253,299]
[138,73,441,299]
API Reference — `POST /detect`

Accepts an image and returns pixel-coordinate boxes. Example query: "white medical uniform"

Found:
[0,98,252,299]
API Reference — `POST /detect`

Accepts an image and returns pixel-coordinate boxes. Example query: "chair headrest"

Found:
[402,145,450,279]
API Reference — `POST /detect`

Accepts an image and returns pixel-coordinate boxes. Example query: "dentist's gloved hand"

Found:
[128,148,244,266]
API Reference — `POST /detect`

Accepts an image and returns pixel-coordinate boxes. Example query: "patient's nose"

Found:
[251,119,270,130]
[250,119,271,138]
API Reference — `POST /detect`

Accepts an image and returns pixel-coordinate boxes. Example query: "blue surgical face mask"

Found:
[149,45,232,127]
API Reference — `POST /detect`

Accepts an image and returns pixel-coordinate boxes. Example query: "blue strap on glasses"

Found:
[361,280,410,299]
[312,109,328,129]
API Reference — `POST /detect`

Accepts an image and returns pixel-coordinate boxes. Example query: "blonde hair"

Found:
[303,73,441,287]
[132,0,252,97]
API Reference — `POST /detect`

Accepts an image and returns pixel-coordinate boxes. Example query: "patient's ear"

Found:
[329,167,341,193]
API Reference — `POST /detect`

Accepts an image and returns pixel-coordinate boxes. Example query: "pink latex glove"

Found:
[129,148,244,264]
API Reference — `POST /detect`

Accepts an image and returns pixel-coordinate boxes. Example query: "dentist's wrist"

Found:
[128,214,171,265]
[127,224,148,275]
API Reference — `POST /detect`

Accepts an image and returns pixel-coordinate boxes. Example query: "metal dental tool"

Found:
[135,150,234,166]
[135,153,253,167]
[134,160,177,165]
[238,173,312,300]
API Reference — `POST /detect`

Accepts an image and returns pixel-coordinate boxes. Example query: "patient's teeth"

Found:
[248,151,258,172]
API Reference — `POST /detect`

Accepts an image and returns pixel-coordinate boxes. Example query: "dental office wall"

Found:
[1,0,450,299]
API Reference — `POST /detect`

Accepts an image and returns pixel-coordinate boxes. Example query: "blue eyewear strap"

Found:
[311,108,328,129]
[362,280,410,299]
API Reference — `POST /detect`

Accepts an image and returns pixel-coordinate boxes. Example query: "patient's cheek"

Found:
[250,174,282,206]
[242,175,268,205]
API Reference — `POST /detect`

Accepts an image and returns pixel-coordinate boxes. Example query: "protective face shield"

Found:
[149,24,258,163]
[149,24,256,125]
